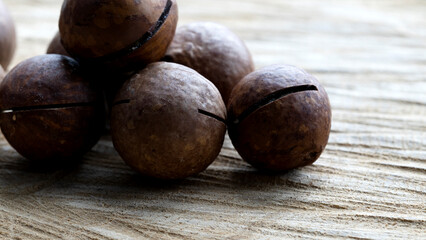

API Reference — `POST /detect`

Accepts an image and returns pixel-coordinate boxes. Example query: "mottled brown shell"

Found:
[0,55,98,109]
[46,32,70,57]
[0,0,16,69]
[164,22,254,105]
[227,65,332,171]
[0,54,104,161]
[59,0,178,71]
[111,62,226,179]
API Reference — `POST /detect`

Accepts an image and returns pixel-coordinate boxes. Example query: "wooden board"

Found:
[1,0,425,239]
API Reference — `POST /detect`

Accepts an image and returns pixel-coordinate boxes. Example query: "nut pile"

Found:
[0,0,331,179]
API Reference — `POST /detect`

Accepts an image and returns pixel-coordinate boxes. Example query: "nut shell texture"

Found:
[59,0,178,70]
[228,65,332,171]
[165,22,254,105]
[0,55,104,161]
[0,0,16,69]
[46,32,70,57]
[111,62,226,179]
[0,55,98,109]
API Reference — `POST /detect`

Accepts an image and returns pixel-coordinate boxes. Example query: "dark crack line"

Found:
[1,102,97,113]
[198,109,226,124]
[231,84,318,125]
[81,0,173,64]
[112,99,131,106]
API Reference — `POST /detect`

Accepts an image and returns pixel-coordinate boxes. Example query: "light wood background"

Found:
[1,0,425,239]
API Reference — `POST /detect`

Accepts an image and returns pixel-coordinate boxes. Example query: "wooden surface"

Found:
[1,0,425,239]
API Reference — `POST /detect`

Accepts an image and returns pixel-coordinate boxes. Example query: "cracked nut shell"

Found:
[46,32,70,57]
[0,54,105,162]
[111,62,227,179]
[59,0,178,72]
[227,65,332,171]
[164,22,254,105]
[0,0,16,69]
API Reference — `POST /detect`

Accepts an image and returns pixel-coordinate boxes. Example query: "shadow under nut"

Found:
[111,62,226,179]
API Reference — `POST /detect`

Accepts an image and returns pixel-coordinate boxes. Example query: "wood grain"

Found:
[1,0,425,239]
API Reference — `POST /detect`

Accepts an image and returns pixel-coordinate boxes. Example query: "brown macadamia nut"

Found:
[0,54,105,162]
[59,0,178,72]
[0,0,16,69]
[111,62,227,179]
[164,22,254,105]
[46,32,70,57]
[227,65,332,171]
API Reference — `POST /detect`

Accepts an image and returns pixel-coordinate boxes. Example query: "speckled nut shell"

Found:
[111,62,227,179]
[0,54,105,162]
[164,22,254,105]
[227,65,332,171]
[59,0,178,71]
[46,32,70,57]
[0,0,16,69]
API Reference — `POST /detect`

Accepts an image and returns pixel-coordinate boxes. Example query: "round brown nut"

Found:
[111,62,227,179]
[0,54,105,162]
[59,0,178,72]
[0,0,16,69]
[164,22,254,105]
[46,32,70,57]
[227,65,332,171]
